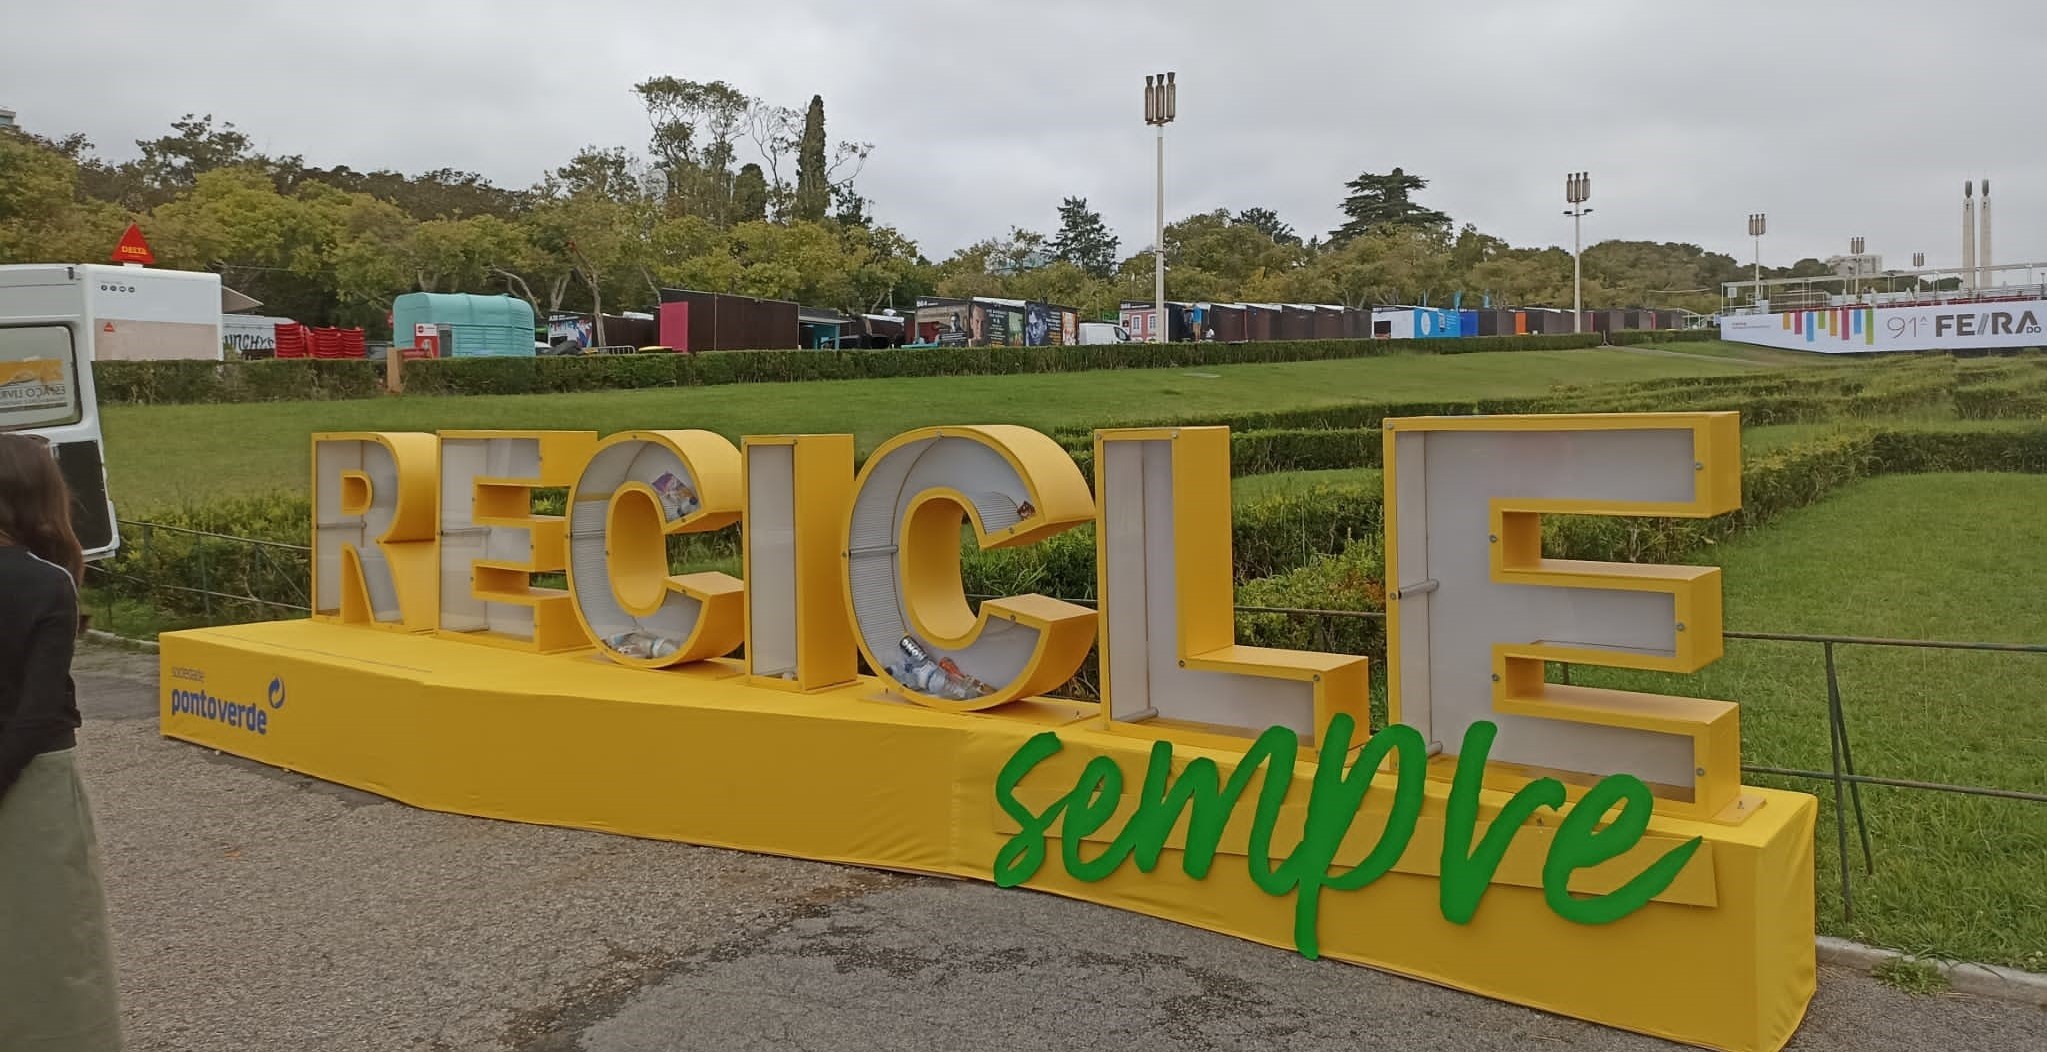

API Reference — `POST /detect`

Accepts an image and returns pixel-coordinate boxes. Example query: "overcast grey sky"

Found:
[6,0,2045,274]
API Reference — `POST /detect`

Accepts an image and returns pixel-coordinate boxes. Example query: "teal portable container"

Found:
[391,293,536,358]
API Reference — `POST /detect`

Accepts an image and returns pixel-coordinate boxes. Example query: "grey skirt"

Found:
[0,748,123,1051]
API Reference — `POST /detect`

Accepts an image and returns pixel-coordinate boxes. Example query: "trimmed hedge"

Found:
[91,331,1637,406]
[93,359,384,404]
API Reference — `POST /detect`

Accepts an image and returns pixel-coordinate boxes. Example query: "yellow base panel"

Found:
[160,621,1816,1052]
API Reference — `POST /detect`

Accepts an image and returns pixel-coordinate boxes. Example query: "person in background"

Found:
[0,433,123,1051]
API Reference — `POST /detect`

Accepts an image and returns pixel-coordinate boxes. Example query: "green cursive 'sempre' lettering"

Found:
[993,717,1703,958]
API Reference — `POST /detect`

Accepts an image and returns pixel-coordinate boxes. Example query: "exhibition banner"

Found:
[1720,299,2046,353]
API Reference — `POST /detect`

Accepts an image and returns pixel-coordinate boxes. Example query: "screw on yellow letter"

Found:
[311,432,439,631]
[1383,413,1747,820]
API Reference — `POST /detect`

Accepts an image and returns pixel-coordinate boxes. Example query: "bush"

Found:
[1235,538,1387,658]
[1607,328,1720,344]
[88,333,1612,406]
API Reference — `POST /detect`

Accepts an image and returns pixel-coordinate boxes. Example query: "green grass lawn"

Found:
[1577,473,2047,969]
[101,348,1759,508]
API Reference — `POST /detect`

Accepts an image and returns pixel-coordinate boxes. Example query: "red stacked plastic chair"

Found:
[339,327,366,359]
[274,322,308,359]
[310,327,346,359]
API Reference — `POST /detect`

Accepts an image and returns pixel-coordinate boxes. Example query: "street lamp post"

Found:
[1564,172,1592,332]
[1748,213,1767,309]
[1144,73,1176,344]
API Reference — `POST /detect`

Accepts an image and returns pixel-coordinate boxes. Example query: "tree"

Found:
[1232,207,1299,246]
[0,129,132,264]
[1330,167,1449,245]
[794,95,829,222]
[133,114,255,202]
[634,77,750,223]
[547,146,643,203]
[733,163,769,224]
[1050,197,1119,277]
[1159,209,1306,293]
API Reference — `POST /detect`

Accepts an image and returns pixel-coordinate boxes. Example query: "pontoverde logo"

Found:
[169,676,279,736]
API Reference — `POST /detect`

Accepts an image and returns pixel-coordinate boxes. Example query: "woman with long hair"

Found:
[0,433,123,1050]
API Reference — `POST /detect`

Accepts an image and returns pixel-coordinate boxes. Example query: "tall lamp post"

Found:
[1748,213,1767,309]
[1144,72,1176,343]
[1564,172,1592,332]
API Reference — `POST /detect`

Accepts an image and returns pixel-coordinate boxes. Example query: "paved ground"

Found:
[69,646,2047,1051]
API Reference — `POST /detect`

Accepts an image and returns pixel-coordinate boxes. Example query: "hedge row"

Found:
[89,330,1699,406]
[1062,426,1385,481]
[1052,358,1965,451]
[93,359,384,405]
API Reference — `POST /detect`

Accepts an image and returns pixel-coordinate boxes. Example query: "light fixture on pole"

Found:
[1564,172,1592,332]
[1850,236,1866,296]
[1747,213,1767,309]
[1144,72,1177,344]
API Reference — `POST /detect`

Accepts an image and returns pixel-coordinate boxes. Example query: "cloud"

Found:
[5,0,2044,276]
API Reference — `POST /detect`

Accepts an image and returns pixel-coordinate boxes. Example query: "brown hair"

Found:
[0,433,85,586]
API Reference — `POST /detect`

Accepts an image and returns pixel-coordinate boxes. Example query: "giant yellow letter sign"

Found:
[311,432,439,631]
[842,425,1096,710]
[566,430,745,667]
[1384,413,1746,819]
[1093,426,1368,749]
[438,430,597,652]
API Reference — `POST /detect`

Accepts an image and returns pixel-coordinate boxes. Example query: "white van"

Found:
[0,265,126,558]
[1076,321,1132,345]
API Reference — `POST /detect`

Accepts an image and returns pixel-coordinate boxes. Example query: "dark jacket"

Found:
[0,544,79,801]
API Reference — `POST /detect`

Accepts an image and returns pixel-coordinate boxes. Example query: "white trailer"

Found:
[0,264,228,363]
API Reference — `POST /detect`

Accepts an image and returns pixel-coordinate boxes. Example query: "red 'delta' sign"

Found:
[111,223,156,265]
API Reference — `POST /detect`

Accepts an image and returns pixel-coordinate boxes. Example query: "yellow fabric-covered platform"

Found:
[160,620,1816,1052]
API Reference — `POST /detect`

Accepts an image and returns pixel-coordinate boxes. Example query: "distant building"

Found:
[0,108,16,129]
[1825,253,1884,281]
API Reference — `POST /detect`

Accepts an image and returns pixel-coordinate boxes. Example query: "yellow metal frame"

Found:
[841,425,1096,711]
[1092,427,1369,751]
[741,435,860,692]
[309,431,440,632]
[566,430,746,668]
[439,430,598,652]
[1383,412,1747,820]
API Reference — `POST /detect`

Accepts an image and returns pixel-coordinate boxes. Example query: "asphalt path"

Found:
[69,646,2045,1051]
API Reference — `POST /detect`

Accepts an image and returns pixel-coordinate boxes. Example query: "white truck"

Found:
[1075,321,1132,345]
[0,264,222,558]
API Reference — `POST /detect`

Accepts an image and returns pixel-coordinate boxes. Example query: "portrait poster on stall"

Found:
[1024,303,1051,346]
[982,305,1010,347]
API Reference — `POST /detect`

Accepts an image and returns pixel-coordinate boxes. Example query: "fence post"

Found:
[1822,641,1855,921]
[141,523,154,618]
[1824,642,1876,875]
[197,536,213,619]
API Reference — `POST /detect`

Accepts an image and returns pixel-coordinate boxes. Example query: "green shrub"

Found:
[88,333,1613,406]
[1607,328,1719,344]
[1235,538,1387,658]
